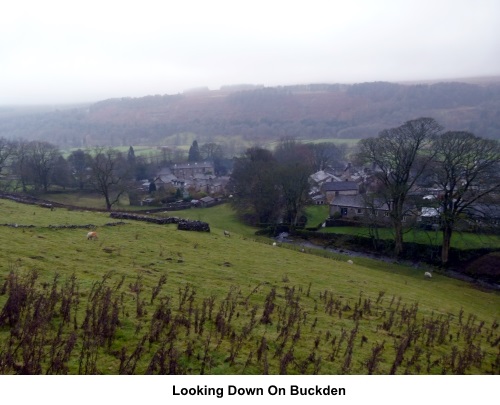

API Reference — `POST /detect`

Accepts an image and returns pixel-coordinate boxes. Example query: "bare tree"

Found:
[11,140,61,193]
[68,149,91,190]
[11,140,30,192]
[433,131,500,265]
[229,147,281,225]
[200,142,223,160]
[51,155,72,190]
[358,117,442,256]
[201,142,227,175]
[0,138,15,176]
[274,138,315,229]
[306,142,345,172]
[0,138,16,190]
[88,148,130,211]
[28,141,61,192]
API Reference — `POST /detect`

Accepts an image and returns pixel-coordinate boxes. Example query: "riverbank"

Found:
[277,232,500,291]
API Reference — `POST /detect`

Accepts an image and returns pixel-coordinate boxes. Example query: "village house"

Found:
[183,174,230,195]
[171,162,214,178]
[308,170,343,205]
[329,195,389,221]
[329,195,418,225]
[199,196,216,207]
[463,203,500,231]
[152,162,230,198]
[154,167,184,191]
[309,170,342,187]
[322,181,359,204]
[310,193,326,205]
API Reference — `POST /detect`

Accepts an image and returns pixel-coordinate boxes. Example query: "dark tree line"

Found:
[0,138,232,211]
[229,140,345,228]
[0,140,146,210]
[3,81,500,149]
[0,141,131,210]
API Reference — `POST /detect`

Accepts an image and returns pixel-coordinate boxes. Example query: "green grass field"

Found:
[0,198,498,374]
[158,204,259,239]
[305,205,330,228]
[73,137,361,159]
[321,225,500,250]
[62,146,159,158]
[304,204,500,250]
[38,191,147,211]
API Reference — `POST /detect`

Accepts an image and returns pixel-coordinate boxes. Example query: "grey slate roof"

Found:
[172,162,213,170]
[331,195,388,210]
[200,196,215,203]
[322,181,359,192]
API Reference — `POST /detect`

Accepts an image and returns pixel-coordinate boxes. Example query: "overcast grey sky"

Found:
[1,0,499,105]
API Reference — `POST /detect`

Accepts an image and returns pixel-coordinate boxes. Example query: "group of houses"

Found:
[308,164,500,230]
[308,166,398,224]
[134,155,499,230]
[139,161,229,207]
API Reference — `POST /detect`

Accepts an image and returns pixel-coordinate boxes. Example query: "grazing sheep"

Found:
[87,231,98,240]
[272,242,277,246]
[347,259,353,264]
[224,230,230,237]
[424,271,432,279]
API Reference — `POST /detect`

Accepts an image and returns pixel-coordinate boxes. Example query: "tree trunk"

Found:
[441,225,453,266]
[394,220,404,257]
[105,194,112,211]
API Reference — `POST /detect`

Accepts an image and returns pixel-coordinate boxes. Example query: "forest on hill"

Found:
[1,80,500,149]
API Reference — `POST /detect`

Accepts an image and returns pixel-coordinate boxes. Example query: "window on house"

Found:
[357,208,362,214]
[384,212,389,217]
[341,208,348,216]
[402,216,407,222]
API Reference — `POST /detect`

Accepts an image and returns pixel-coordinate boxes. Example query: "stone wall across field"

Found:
[0,192,211,233]
[110,212,210,232]
[177,220,211,232]
[110,212,179,224]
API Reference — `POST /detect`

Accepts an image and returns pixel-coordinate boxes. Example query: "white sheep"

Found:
[347,259,353,264]
[424,271,432,279]
[87,231,98,240]
[272,242,277,246]
[224,230,230,237]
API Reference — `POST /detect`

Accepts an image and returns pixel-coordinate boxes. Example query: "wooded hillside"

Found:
[1,80,500,149]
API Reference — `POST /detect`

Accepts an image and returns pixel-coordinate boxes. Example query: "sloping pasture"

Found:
[0,199,498,374]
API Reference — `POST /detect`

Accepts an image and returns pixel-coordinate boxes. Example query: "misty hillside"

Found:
[1,80,500,149]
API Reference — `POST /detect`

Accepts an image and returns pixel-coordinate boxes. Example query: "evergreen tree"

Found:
[127,146,137,179]
[188,140,201,162]
[127,146,136,164]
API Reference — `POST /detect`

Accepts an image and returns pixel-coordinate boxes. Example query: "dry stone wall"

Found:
[0,193,210,233]
[110,212,210,232]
